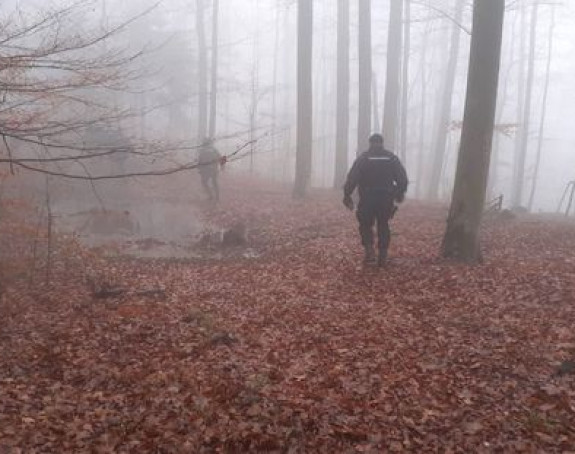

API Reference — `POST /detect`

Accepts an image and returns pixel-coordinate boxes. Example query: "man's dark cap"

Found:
[369,133,384,144]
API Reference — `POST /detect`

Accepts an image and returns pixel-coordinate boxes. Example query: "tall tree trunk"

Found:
[427,0,464,200]
[382,0,403,150]
[372,72,380,134]
[271,0,282,179]
[399,0,411,164]
[196,0,208,141]
[511,4,527,206]
[442,0,505,263]
[282,5,294,182]
[416,11,432,199]
[293,0,313,198]
[512,2,538,208]
[249,0,261,173]
[334,0,350,188]
[357,0,372,154]
[208,0,219,139]
[528,5,555,211]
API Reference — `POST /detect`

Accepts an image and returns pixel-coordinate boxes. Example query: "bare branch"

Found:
[5,135,266,181]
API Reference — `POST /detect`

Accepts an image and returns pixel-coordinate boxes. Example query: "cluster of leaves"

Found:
[1,177,574,452]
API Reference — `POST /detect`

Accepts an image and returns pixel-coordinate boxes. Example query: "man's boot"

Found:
[378,249,388,267]
[363,246,376,265]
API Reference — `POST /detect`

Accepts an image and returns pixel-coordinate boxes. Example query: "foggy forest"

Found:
[1,0,574,451]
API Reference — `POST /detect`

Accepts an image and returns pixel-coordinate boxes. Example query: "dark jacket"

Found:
[344,145,408,200]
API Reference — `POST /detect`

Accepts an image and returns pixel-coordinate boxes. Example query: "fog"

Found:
[109,0,575,211]
[2,0,575,212]
[4,2,575,450]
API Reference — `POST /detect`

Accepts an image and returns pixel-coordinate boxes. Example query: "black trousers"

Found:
[356,195,394,254]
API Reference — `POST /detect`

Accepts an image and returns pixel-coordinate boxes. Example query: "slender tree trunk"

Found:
[372,72,380,134]
[416,14,431,199]
[282,5,294,181]
[512,2,538,208]
[528,6,555,211]
[382,0,403,150]
[208,0,219,139]
[196,0,208,141]
[293,0,313,198]
[334,0,350,188]
[357,0,372,154]
[249,0,260,173]
[427,0,464,200]
[442,0,505,263]
[399,0,411,164]
[271,0,282,179]
[511,4,527,206]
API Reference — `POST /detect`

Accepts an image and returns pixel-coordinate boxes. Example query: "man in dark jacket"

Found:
[343,134,408,266]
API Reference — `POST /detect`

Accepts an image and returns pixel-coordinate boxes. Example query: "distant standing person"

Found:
[198,139,222,202]
[343,134,408,266]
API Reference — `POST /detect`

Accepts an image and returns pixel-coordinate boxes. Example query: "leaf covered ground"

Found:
[1,177,575,453]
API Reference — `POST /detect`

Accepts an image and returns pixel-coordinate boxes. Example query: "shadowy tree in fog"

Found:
[293,0,313,198]
[442,0,504,262]
[415,11,432,198]
[372,73,380,133]
[249,1,261,173]
[196,0,208,141]
[528,5,555,211]
[512,2,539,208]
[0,1,261,182]
[271,1,282,169]
[357,0,372,154]
[0,2,148,159]
[208,0,220,139]
[399,0,411,164]
[428,0,465,200]
[334,0,350,188]
[382,0,403,150]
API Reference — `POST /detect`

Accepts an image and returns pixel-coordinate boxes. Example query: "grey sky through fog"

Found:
[7,0,575,210]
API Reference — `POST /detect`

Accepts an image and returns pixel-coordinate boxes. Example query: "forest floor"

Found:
[1,176,575,453]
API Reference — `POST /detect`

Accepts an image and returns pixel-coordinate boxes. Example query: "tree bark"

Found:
[427,0,464,200]
[249,0,261,173]
[334,0,350,188]
[208,0,219,139]
[399,0,411,164]
[416,10,432,199]
[196,0,208,141]
[357,0,372,154]
[512,2,539,208]
[271,0,282,179]
[442,0,505,263]
[511,3,527,207]
[382,0,403,150]
[528,6,555,211]
[293,0,313,198]
[372,72,380,134]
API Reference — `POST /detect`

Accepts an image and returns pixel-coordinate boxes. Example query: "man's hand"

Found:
[343,195,354,211]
